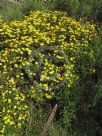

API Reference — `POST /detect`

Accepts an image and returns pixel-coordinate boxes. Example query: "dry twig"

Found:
[41,104,58,136]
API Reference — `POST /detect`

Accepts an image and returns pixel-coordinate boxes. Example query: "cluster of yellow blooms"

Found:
[0,11,95,135]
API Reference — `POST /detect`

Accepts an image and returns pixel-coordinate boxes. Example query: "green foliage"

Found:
[1,0,102,22]
[73,36,102,136]
[48,0,102,22]
[47,124,78,136]
[0,0,54,21]
[55,85,79,128]
[0,1,24,21]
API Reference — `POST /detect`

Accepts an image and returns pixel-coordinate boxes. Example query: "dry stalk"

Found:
[40,104,58,136]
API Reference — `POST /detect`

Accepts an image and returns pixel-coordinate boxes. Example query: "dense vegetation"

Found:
[0,0,102,136]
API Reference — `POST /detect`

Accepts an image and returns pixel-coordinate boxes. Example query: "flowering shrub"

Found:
[0,11,95,135]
